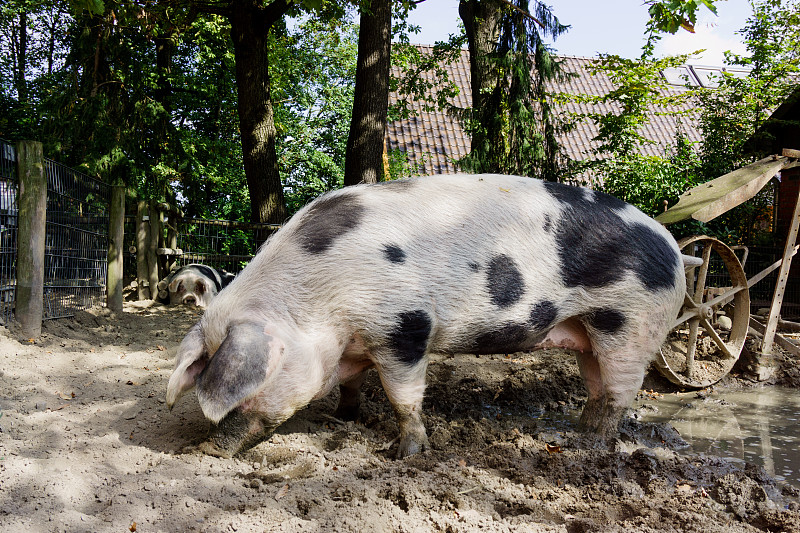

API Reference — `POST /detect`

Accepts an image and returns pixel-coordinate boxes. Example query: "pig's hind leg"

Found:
[575,351,607,433]
[580,309,665,437]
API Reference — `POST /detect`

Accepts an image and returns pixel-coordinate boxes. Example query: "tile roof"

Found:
[387,46,737,178]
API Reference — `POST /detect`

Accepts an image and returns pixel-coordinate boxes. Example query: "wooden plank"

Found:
[783,148,800,159]
[656,155,788,225]
[750,317,800,358]
[762,187,800,354]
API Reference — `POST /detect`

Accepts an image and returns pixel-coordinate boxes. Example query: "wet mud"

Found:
[0,303,798,532]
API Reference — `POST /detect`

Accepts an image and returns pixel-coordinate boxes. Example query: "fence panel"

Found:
[0,140,17,325]
[173,219,278,274]
[123,215,278,290]
[43,159,110,319]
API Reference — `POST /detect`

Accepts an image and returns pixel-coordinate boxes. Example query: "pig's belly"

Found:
[434,317,593,356]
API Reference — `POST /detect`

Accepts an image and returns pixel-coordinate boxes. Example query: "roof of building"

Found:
[387,46,747,177]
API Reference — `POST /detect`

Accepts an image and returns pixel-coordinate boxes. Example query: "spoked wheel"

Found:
[655,236,750,389]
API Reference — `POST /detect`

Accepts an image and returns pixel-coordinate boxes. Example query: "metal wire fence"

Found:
[0,139,110,323]
[43,159,110,319]
[123,216,278,282]
[173,219,277,274]
[0,140,17,325]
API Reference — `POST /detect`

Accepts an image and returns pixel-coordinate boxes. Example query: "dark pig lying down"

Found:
[166,174,693,458]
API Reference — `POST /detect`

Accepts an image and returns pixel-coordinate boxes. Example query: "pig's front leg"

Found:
[334,371,368,421]
[376,358,430,459]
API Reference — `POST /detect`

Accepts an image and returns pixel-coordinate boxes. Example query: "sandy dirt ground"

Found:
[1,302,799,533]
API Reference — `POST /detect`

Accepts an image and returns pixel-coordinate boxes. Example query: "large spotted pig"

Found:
[166,174,690,458]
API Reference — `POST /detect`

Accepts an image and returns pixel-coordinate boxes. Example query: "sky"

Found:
[405,0,754,66]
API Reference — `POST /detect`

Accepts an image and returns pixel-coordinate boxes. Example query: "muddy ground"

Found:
[0,302,799,532]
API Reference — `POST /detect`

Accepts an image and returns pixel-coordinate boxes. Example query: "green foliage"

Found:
[599,134,700,218]
[0,1,359,221]
[569,51,699,217]
[697,0,800,178]
[645,0,718,34]
[592,0,799,247]
[459,0,570,180]
[272,16,358,214]
[386,147,428,180]
[576,52,695,161]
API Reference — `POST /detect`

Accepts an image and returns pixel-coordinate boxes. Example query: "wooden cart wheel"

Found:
[655,236,750,389]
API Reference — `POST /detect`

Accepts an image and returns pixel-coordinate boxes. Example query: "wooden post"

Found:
[166,208,178,274]
[15,141,47,339]
[762,185,800,354]
[106,183,125,313]
[136,200,151,300]
[147,199,161,297]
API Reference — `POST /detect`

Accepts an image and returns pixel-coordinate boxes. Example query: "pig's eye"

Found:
[177,282,184,293]
[195,281,205,294]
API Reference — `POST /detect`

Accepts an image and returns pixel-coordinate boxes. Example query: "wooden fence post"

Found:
[147,199,162,295]
[106,183,125,313]
[15,141,47,339]
[165,206,179,274]
[136,200,151,300]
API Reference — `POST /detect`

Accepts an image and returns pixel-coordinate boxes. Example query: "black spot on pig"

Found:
[543,181,627,211]
[529,300,558,330]
[389,310,432,366]
[383,244,406,264]
[543,214,553,233]
[543,181,679,291]
[472,323,532,355]
[190,264,223,292]
[468,262,480,272]
[297,192,366,254]
[542,180,592,205]
[586,308,626,334]
[486,254,525,308]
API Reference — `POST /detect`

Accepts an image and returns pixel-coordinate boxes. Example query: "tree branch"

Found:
[496,0,544,29]
[262,0,294,24]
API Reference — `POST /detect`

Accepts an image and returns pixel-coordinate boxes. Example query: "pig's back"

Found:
[229,174,683,352]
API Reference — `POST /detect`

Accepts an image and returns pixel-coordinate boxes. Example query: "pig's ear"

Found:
[166,323,207,409]
[196,322,285,423]
[168,277,182,293]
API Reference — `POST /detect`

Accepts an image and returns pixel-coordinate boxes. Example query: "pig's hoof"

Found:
[333,404,360,422]
[396,434,429,459]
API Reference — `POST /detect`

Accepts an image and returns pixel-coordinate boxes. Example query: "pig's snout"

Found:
[183,295,197,306]
[199,409,277,458]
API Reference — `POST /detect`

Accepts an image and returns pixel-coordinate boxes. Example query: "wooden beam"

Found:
[782,148,800,159]
[762,185,800,354]
[656,155,788,225]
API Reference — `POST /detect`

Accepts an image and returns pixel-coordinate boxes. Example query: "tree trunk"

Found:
[344,0,392,186]
[15,12,28,102]
[458,0,505,172]
[229,0,290,224]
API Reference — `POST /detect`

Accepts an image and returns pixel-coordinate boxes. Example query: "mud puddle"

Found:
[631,386,800,488]
[522,386,800,489]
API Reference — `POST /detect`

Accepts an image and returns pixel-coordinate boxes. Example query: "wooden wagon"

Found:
[653,148,800,388]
